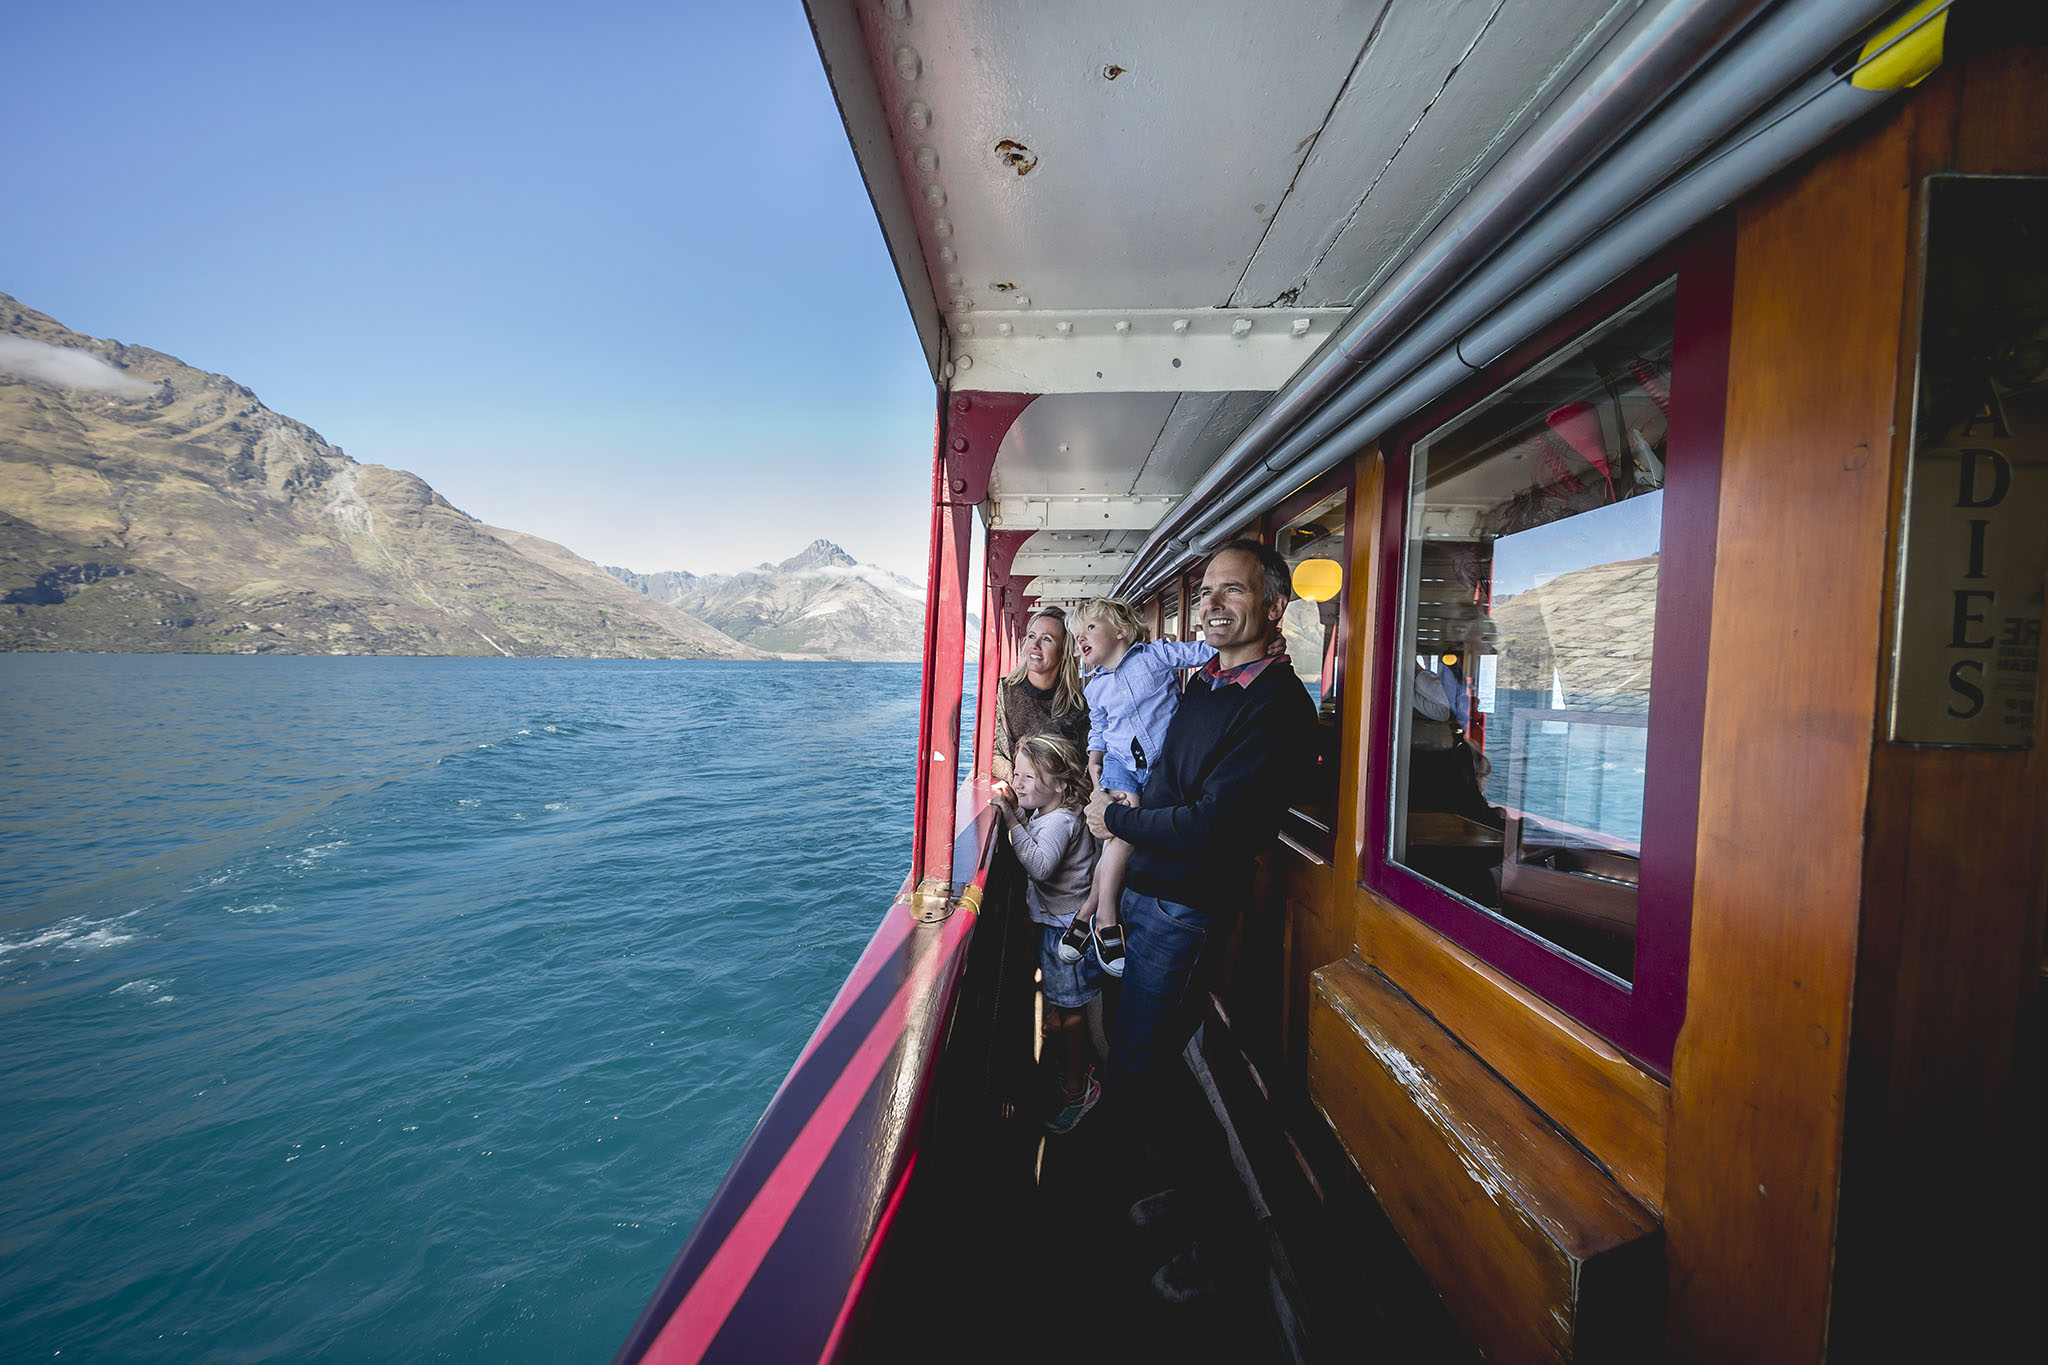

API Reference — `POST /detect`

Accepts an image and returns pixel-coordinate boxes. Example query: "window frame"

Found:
[1265,461,1358,715]
[1359,225,1733,1072]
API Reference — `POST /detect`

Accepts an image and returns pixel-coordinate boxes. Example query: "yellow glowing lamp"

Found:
[1441,653,1459,667]
[1291,557,1343,604]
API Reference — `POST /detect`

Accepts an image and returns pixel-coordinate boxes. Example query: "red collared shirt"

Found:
[1198,651,1290,690]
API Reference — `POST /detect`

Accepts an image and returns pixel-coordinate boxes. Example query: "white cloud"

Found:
[0,336,154,395]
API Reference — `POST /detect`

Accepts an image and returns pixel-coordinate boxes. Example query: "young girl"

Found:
[990,732,1104,1133]
[1069,597,1217,977]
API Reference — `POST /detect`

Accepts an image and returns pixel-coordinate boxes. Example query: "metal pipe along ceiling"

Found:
[1115,0,1908,597]
[1181,55,1907,558]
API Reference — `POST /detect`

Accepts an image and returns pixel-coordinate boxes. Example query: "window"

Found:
[1363,236,1728,1069]
[1276,489,1349,719]
[1271,478,1353,845]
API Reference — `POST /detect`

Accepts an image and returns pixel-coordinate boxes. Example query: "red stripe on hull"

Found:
[640,914,972,1364]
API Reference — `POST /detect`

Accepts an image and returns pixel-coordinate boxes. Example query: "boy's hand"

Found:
[1107,790,1138,809]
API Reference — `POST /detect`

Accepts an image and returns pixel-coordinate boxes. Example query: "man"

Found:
[1084,538,1314,1110]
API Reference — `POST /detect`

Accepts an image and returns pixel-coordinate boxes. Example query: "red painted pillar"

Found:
[911,391,1034,891]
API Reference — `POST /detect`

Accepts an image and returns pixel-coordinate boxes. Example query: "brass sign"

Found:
[1891,176,2046,748]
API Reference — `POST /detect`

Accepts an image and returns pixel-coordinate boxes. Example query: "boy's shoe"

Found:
[1094,922,1127,977]
[1057,913,1093,964]
[1045,1075,1100,1133]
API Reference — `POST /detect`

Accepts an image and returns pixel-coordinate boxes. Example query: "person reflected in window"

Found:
[992,607,1089,781]
[1408,660,1498,825]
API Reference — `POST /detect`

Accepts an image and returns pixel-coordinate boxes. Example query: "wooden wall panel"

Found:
[1311,958,1662,1364]
[1662,113,1911,1364]
[1360,891,1669,1213]
[1830,40,2048,1361]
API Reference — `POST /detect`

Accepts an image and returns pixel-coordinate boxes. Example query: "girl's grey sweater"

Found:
[1007,806,1099,927]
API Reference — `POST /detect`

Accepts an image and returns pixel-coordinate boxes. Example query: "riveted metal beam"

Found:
[948,308,1351,395]
[1014,576,1120,599]
[1009,548,1135,576]
[988,494,1179,531]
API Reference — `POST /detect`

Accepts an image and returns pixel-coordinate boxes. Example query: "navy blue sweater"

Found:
[1102,659,1314,916]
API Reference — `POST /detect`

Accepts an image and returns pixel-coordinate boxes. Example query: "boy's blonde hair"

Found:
[1076,596,1150,647]
[1015,733,1093,813]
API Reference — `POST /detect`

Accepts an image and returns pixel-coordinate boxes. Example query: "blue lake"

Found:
[0,656,930,1361]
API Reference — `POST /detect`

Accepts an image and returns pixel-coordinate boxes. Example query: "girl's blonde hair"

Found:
[1001,606,1086,716]
[1015,732,1092,813]
[1077,596,1151,647]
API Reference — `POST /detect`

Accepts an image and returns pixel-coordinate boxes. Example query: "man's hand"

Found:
[1085,786,1114,839]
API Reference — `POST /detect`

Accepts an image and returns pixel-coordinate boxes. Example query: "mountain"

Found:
[607,540,928,661]
[0,293,758,658]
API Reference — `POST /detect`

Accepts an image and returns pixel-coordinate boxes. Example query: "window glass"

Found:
[1162,592,1180,646]
[1277,490,1348,717]
[1391,281,1675,982]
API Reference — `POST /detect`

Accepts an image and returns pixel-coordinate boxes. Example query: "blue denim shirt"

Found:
[1082,638,1218,769]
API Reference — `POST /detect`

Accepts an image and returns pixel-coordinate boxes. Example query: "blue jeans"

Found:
[1105,889,1215,1105]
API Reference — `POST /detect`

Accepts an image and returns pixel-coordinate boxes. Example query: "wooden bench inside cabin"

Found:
[1308,956,1663,1363]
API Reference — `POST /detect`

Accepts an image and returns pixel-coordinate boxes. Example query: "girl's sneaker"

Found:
[1045,1074,1100,1133]
[1094,922,1127,978]
[1057,913,1092,964]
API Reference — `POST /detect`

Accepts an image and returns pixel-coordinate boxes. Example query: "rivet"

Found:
[894,46,921,81]
[997,322,1013,336]
[937,245,956,264]
[956,322,974,336]
[907,100,932,130]
[952,436,969,452]
[1015,295,1031,309]
[1055,320,1073,335]
[952,477,968,492]
[933,217,953,238]
[1231,317,1253,337]
[1058,443,1070,453]
[945,271,962,287]
[915,145,938,174]
[956,353,973,370]
[955,395,973,413]
[992,515,1004,526]
[951,295,974,311]
[1114,320,1131,335]
[1291,317,1311,337]
[884,0,910,22]
[925,183,947,208]
[1171,318,1190,333]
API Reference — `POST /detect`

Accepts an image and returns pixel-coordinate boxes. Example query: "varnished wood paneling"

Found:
[1336,451,1384,903]
[1361,890,1669,1213]
[1831,40,2048,1361]
[1663,111,1911,1364]
[1310,956,1662,1363]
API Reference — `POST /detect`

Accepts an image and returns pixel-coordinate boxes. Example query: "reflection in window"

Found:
[1391,281,1674,982]
[1278,490,1347,718]
[1277,489,1348,837]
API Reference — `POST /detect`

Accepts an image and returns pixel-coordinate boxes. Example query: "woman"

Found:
[991,606,1090,781]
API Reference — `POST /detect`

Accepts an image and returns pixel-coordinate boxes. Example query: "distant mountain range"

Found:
[605,541,927,661]
[0,293,923,660]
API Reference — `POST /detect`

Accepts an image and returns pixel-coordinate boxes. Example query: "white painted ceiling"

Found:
[813,0,1647,600]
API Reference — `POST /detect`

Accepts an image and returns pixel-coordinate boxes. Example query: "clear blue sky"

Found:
[1,1,937,578]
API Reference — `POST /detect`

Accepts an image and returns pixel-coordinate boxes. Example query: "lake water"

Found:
[0,656,933,1361]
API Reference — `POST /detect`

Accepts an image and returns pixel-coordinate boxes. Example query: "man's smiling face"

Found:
[1198,548,1282,663]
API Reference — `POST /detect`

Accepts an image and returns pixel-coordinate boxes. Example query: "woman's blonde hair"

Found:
[1014,732,1093,812]
[1077,596,1151,647]
[1002,606,1085,716]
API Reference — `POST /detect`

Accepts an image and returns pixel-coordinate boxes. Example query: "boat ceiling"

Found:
[807,0,1647,603]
